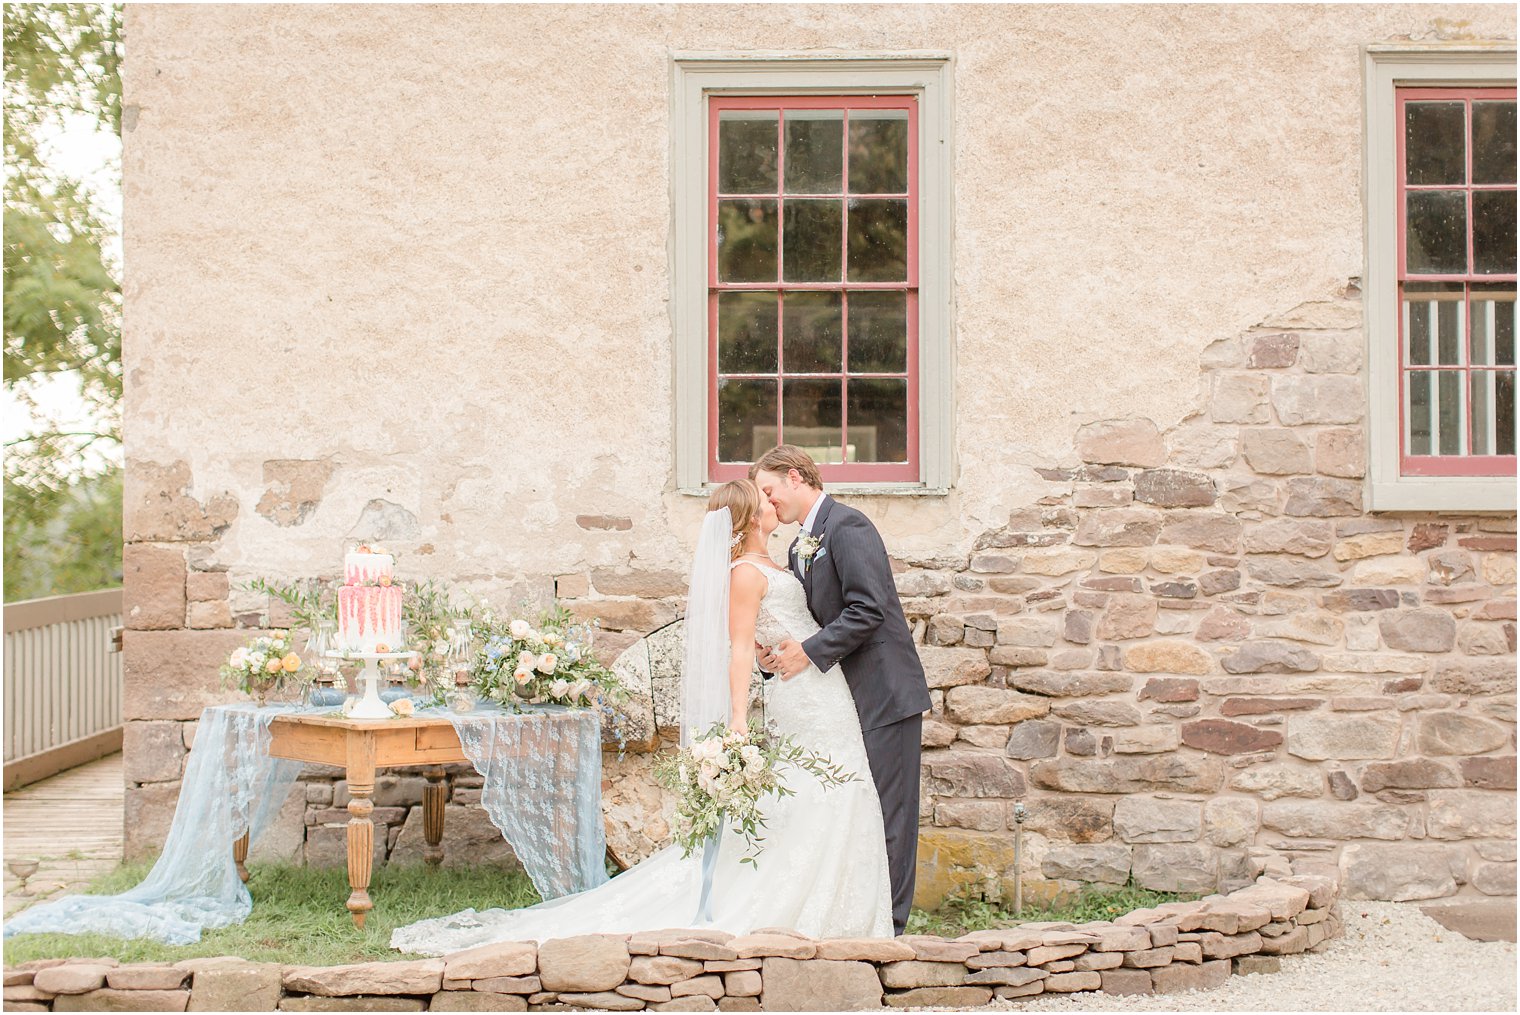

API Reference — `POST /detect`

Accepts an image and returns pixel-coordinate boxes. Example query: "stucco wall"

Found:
[120,4,1516,900]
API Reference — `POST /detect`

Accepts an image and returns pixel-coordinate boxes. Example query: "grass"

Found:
[905,878,1199,938]
[2,861,542,966]
[6,862,1195,965]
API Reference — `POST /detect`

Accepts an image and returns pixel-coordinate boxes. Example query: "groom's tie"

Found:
[788,534,803,582]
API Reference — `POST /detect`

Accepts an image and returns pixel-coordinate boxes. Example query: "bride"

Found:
[390,480,893,954]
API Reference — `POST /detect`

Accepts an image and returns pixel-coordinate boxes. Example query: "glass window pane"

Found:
[1498,370,1516,456]
[782,292,842,373]
[718,292,778,374]
[1474,190,1517,276]
[847,379,909,463]
[717,200,778,283]
[1471,369,1509,455]
[849,110,909,194]
[784,110,843,194]
[782,200,843,282]
[848,291,908,373]
[782,379,843,462]
[847,199,908,282]
[717,379,776,462]
[1405,101,1466,185]
[1470,286,1517,366]
[1406,190,1467,274]
[718,111,778,194]
[1437,297,1463,365]
[1473,101,1517,185]
[1408,370,1432,455]
[1437,370,1463,455]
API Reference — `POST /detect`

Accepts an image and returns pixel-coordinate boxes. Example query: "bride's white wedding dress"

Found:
[390,559,893,954]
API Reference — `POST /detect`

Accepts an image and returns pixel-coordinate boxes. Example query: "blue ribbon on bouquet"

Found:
[694,818,724,924]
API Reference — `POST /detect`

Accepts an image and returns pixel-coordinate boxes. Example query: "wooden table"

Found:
[251,713,467,927]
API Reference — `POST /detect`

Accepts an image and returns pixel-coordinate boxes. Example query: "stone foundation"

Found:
[1,867,1341,1012]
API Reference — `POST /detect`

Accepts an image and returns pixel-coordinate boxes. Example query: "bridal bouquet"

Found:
[656,722,855,867]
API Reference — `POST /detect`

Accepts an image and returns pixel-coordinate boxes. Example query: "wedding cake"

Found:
[337,545,405,653]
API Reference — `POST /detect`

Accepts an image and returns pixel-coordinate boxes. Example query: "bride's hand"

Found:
[728,715,748,736]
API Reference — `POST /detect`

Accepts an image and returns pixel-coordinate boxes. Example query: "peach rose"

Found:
[264,658,283,674]
[280,653,302,673]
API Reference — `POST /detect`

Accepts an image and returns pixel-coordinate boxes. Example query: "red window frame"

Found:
[1395,85,1517,477]
[707,94,920,484]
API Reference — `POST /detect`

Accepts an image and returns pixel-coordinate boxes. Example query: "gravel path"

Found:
[963,902,1516,1013]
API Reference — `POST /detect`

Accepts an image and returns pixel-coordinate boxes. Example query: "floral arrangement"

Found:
[219,631,305,704]
[654,721,855,867]
[470,604,619,709]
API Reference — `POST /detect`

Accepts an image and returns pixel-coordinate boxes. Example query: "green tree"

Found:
[3,3,123,601]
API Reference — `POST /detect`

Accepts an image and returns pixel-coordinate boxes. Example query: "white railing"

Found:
[3,588,123,789]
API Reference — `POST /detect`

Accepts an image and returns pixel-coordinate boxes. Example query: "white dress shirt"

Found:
[800,492,830,535]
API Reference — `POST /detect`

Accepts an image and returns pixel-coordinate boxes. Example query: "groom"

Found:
[750,445,932,936]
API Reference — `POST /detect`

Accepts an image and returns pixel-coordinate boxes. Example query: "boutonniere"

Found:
[796,532,822,574]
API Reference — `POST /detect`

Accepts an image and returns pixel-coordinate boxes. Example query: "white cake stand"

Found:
[325,649,420,719]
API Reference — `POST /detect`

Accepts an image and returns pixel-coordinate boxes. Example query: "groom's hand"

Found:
[772,639,811,680]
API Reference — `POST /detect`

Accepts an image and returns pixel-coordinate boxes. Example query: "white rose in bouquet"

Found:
[549,678,570,699]
[569,678,592,702]
[517,650,536,669]
[510,619,532,639]
[229,647,248,670]
[536,653,557,674]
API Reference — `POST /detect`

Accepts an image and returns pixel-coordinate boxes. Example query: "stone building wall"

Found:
[119,4,1516,902]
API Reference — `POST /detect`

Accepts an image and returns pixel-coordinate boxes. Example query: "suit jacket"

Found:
[789,496,932,732]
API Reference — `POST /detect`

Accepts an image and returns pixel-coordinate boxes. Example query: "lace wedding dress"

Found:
[390,559,893,954]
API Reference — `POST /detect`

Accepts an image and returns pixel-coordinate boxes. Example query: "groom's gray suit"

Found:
[789,494,932,935]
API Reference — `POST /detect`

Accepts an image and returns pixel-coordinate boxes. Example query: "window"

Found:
[673,57,953,492]
[709,96,918,483]
[1396,87,1516,474]
[1363,46,1517,511]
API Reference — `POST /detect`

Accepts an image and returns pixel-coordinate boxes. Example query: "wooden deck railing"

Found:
[3,588,123,790]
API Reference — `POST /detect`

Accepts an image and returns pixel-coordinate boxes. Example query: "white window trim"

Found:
[670,53,955,495]
[1362,43,1517,513]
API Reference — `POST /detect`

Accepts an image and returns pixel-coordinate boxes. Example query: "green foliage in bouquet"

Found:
[654,721,855,867]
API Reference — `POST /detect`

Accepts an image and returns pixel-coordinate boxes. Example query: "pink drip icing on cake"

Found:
[338,549,404,652]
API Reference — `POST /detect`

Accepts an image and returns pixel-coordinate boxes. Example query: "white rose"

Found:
[229,647,248,669]
[536,653,557,675]
[248,652,266,670]
[517,650,536,669]
[510,619,532,639]
[569,679,591,701]
[549,679,570,699]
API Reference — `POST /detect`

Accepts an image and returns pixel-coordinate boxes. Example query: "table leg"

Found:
[423,765,446,866]
[233,830,250,883]
[345,732,376,928]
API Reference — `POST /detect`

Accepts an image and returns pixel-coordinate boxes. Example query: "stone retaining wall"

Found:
[3,867,1340,1012]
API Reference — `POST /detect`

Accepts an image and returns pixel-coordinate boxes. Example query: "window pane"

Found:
[849,110,909,194]
[782,291,842,373]
[848,291,908,373]
[1473,101,1517,185]
[1471,286,1516,366]
[717,378,776,462]
[1406,190,1467,274]
[785,110,843,194]
[1409,370,1432,455]
[1473,190,1517,275]
[718,111,778,194]
[1404,283,1464,366]
[1438,370,1463,454]
[847,199,908,282]
[1405,101,1466,185]
[717,200,778,283]
[1469,368,1515,456]
[782,200,842,282]
[847,379,909,463]
[718,292,778,374]
[782,379,843,461]
[1498,370,1516,456]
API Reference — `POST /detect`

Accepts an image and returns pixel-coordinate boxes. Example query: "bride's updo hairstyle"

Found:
[707,479,762,561]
